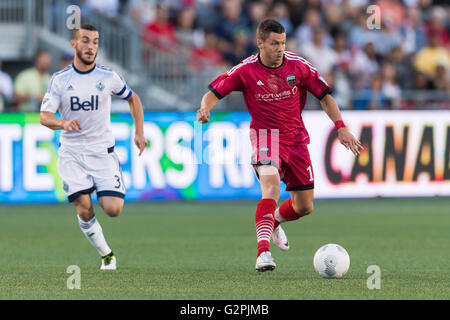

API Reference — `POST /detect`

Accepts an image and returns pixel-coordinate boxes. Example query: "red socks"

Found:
[273,198,301,229]
[255,198,277,257]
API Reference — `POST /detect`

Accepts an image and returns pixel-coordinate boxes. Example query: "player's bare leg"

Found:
[74,194,95,221]
[98,196,124,218]
[74,194,116,270]
[254,165,279,272]
[290,189,314,217]
[258,165,280,202]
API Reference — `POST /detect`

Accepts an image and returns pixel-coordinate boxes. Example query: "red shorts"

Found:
[250,133,314,191]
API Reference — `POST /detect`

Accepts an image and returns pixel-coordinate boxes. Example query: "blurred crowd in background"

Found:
[0,0,448,111]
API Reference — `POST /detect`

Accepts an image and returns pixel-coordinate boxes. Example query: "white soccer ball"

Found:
[313,244,350,278]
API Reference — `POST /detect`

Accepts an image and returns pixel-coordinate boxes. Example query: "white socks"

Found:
[78,215,112,257]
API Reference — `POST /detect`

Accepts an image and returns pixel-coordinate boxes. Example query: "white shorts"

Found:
[57,145,126,202]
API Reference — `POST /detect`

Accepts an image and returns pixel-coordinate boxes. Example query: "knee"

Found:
[77,208,94,221]
[266,184,280,199]
[103,204,123,217]
[74,202,94,221]
[99,197,124,217]
[292,201,314,216]
[261,182,280,201]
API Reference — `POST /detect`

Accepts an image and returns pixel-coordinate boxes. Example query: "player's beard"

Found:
[76,47,97,66]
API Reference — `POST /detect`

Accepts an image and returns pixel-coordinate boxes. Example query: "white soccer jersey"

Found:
[40,63,132,149]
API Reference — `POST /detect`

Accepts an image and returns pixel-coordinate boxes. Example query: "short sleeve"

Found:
[111,71,133,100]
[300,61,331,100]
[40,74,61,113]
[208,65,244,99]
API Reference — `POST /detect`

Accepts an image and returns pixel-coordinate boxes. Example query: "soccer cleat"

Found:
[255,251,276,272]
[100,252,116,270]
[272,225,290,251]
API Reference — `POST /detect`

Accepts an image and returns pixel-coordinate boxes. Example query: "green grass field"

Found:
[0,198,449,300]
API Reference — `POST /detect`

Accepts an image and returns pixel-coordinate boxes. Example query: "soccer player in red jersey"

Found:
[197,19,363,272]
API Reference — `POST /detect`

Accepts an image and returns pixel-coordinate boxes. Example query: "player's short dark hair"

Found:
[73,23,98,39]
[256,19,285,41]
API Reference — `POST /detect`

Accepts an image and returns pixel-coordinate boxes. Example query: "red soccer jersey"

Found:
[209,51,331,146]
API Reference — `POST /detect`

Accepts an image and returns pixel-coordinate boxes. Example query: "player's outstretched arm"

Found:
[127,92,147,156]
[319,94,363,156]
[197,91,219,123]
[40,111,81,132]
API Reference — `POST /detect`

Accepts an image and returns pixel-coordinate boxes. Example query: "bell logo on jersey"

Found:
[70,96,99,111]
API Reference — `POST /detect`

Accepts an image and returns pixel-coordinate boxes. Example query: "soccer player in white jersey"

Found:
[40,24,147,270]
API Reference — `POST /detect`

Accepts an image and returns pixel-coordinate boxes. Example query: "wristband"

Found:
[335,120,346,130]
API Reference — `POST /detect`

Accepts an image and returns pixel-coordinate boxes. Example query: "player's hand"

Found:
[62,119,82,133]
[197,107,210,123]
[337,127,363,156]
[135,133,147,156]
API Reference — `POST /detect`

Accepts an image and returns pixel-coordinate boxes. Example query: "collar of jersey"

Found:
[72,63,96,74]
[257,54,285,70]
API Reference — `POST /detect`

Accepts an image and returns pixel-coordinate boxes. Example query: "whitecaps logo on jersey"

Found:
[96,81,105,92]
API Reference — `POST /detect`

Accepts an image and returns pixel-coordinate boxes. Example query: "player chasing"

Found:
[197,19,363,272]
[40,24,147,270]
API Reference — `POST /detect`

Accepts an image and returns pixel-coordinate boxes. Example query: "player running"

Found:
[197,19,362,272]
[40,24,147,270]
